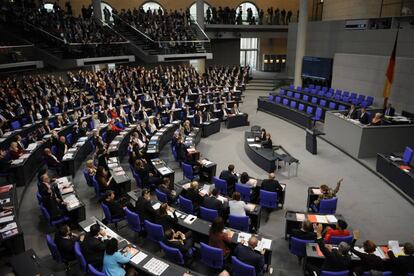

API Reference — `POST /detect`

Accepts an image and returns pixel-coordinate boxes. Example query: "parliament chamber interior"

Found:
[0,0,414,275]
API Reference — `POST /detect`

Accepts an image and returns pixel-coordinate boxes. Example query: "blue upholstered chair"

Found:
[330,235,353,245]
[101,202,125,227]
[74,242,88,273]
[259,190,278,209]
[403,146,413,165]
[228,215,249,232]
[289,237,313,258]
[200,207,218,222]
[179,195,194,215]
[155,189,168,203]
[232,256,256,276]
[144,220,164,243]
[321,271,349,276]
[213,176,228,196]
[318,198,338,214]
[235,183,252,202]
[182,163,199,181]
[200,242,224,270]
[125,208,142,234]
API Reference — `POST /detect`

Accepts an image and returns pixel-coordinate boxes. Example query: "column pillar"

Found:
[92,0,103,22]
[196,0,205,29]
[294,0,308,87]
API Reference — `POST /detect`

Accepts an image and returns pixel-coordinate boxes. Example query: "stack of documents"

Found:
[143,258,169,276]
[26,143,37,151]
[130,251,148,265]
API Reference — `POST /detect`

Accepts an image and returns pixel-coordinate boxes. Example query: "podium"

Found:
[306,128,324,155]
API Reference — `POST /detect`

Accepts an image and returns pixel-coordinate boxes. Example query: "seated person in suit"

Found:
[350,231,384,275]
[261,173,284,205]
[324,219,350,243]
[155,203,178,231]
[229,192,248,217]
[133,189,157,222]
[358,107,370,125]
[134,159,162,188]
[383,102,395,116]
[194,110,204,127]
[101,190,125,221]
[388,242,414,275]
[44,147,61,169]
[82,223,108,270]
[95,166,116,195]
[291,220,317,240]
[54,224,84,262]
[158,177,177,204]
[9,142,23,160]
[312,178,343,210]
[219,164,238,195]
[209,217,233,257]
[202,188,225,215]
[370,113,383,126]
[164,228,195,265]
[180,181,203,208]
[239,172,257,187]
[312,224,351,274]
[261,133,273,149]
[234,236,265,276]
[0,149,10,173]
[345,104,358,119]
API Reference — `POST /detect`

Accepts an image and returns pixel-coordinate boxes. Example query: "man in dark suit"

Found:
[219,164,238,195]
[81,223,107,270]
[234,236,265,276]
[54,224,84,262]
[56,136,68,161]
[133,189,157,222]
[358,107,369,125]
[202,188,225,215]
[261,173,284,205]
[383,102,395,116]
[388,242,414,275]
[102,190,125,220]
[158,178,177,203]
[194,111,205,127]
[345,104,358,119]
[43,148,62,174]
[291,220,317,240]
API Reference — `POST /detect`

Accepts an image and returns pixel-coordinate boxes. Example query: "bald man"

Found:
[234,236,265,276]
[261,173,283,197]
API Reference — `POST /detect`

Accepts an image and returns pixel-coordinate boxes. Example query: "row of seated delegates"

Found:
[346,103,396,126]
[311,178,343,212]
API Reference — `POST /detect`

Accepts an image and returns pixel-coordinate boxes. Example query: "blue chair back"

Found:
[321,271,349,276]
[83,168,93,187]
[101,202,124,224]
[311,97,318,104]
[155,189,168,203]
[232,256,256,276]
[36,192,43,205]
[403,146,413,164]
[314,107,323,120]
[88,264,105,276]
[328,102,336,109]
[74,242,88,273]
[306,106,314,115]
[200,242,224,269]
[182,163,195,181]
[280,89,286,95]
[319,197,338,214]
[132,169,143,189]
[290,101,297,109]
[213,176,228,196]
[101,132,107,143]
[228,215,249,232]
[289,237,313,257]
[303,95,309,102]
[320,100,327,107]
[159,241,184,265]
[282,98,289,106]
[294,93,300,99]
[46,234,62,263]
[259,190,278,209]
[287,91,293,97]
[66,133,73,145]
[338,105,346,111]
[363,272,391,276]
[200,207,218,222]
[144,220,164,242]
[268,94,274,101]
[125,208,142,233]
[11,121,21,130]
[330,235,353,245]
[179,195,194,215]
[298,103,305,111]
[275,96,281,103]
[235,183,252,202]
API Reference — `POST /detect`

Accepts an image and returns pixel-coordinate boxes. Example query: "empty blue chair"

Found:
[288,84,295,89]
[334,94,342,101]
[320,100,327,107]
[318,90,325,97]
[315,85,321,90]
[83,168,93,187]
[321,271,349,276]
[325,92,333,98]
[182,163,199,181]
[11,121,21,130]
[268,94,274,101]
[101,202,125,226]
[235,183,252,202]
[322,87,328,92]
[328,102,336,110]
[298,104,305,111]
[279,89,286,95]
[92,175,105,197]
[335,89,342,96]
[290,101,297,109]
[125,208,142,233]
[289,237,313,258]
[200,242,224,270]
[294,93,300,99]
[297,86,302,91]
[132,169,144,189]
[232,256,256,276]
[155,189,168,203]
[338,105,346,111]
[40,204,70,226]
[312,107,323,122]
[306,106,314,115]
[366,96,374,106]
[303,95,309,102]
[46,234,63,263]
[159,241,186,265]
[402,146,413,165]
[228,215,249,232]
[144,220,164,243]
[309,84,315,89]
[200,207,218,222]
[310,89,317,95]
[311,97,318,104]
[360,101,369,108]
[259,190,278,209]
[342,91,349,98]
[74,242,88,273]
[213,176,228,196]
[351,98,359,105]
[330,235,353,245]
[318,198,338,214]
[282,99,289,106]
[66,134,73,145]
[342,95,350,102]
[88,264,105,276]
[179,195,194,215]
[287,90,293,97]
[357,95,365,104]
[275,96,281,103]
[350,92,357,99]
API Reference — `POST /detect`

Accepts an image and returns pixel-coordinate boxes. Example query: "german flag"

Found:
[383,31,399,100]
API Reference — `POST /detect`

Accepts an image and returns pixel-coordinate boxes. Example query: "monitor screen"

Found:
[301,56,333,80]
